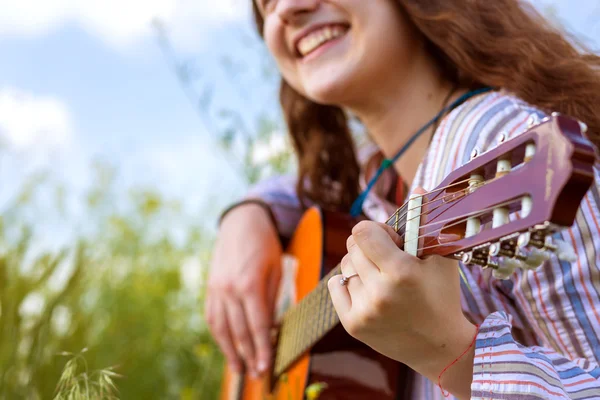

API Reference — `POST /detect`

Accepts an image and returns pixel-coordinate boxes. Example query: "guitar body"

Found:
[220,207,409,400]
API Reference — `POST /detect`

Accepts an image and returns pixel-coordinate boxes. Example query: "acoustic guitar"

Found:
[220,113,596,400]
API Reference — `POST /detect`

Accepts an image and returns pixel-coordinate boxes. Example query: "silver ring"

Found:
[340,273,358,286]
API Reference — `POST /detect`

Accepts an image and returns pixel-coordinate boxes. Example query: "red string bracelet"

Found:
[437,324,480,398]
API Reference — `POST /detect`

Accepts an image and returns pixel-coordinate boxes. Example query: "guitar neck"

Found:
[272,265,340,377]
[272,114,596,379]
[273,207,408,377]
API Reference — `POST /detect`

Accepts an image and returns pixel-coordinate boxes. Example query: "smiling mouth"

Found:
[296,24,350,59]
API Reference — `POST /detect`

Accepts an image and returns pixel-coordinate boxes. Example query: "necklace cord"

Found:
[350,87,494,217]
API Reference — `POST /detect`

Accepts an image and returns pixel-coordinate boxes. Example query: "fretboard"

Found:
[272,205,408,377]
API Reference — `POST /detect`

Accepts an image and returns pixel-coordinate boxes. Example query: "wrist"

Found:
[219,199,277,229]
[437,336,476,400]
[219,201,283,251]
[408,318,477,398]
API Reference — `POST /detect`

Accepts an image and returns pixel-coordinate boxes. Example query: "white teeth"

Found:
[297,25,347,57]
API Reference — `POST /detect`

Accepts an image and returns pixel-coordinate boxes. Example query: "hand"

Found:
[328,219,476,398]
[205,203,282,377]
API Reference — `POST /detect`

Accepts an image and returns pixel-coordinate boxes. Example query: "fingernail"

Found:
[258,360,267,373]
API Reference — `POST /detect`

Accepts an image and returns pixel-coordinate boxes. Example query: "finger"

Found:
[242,291,274,375]
[347,235,382,285]
[352,220,415,274]
[377,222,404,248]
[224,298,257,376]
[340,253,357,278]
[267,260,282,312]
[340,254,366,300]
[328,274,352,316]
[209,298,242,373]
[204,292,213,325]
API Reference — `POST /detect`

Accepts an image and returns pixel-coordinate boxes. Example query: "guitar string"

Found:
[275,203,517,375]
[383,177,474,225]
[392,175,502,237]
[275,191,489,367]
[277,178,510,369]
[279,177,496,339]
[275,198,517,373]
[401,198,517,249]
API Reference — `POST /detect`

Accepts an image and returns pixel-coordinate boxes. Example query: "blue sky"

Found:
[0,0,598,235]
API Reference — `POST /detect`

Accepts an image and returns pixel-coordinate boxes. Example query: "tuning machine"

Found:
[486,235,523,279]
[492,258,524,280]
[489,233,520,258]
[541,235,577,263]
[461,243,499,270]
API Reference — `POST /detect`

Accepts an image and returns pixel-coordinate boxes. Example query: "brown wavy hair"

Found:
[252,0,600,211]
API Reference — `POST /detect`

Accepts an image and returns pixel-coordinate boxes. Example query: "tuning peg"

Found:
[462,251,497,269]
[489,241,518,258]
[492,258,519,280]
[518,231,545,249]
[461,252,473,265]
[548,238,577,263]
[520,248,551,270]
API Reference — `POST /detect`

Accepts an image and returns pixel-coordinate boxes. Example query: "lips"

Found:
[294,23,350,59]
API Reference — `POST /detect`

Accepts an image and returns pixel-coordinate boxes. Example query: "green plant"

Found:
[53,349,120,400]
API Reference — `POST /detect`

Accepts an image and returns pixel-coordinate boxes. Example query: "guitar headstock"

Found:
[392,113,595,278]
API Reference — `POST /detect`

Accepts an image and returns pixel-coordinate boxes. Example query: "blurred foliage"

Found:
[2,18,291,400]
[0,163,223,399]
[53,349,120,400]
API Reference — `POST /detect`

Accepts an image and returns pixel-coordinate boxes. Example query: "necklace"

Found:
[350,86,493,217]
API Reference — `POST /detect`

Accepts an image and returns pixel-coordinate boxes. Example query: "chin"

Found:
[302,75,354,106]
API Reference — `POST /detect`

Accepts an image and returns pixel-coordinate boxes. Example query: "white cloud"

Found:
[0,88,73,151]
[0,0,249,50]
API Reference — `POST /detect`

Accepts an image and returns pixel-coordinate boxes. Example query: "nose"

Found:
[276,0,319,25]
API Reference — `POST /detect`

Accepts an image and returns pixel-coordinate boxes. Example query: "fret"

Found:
[280,314,291,371]
[276,315,288,373]
[288,307,296,369]
[302,297,309,353]
[288,309,298,367]
[305,295,313,351]
[393,208,400,233]
[317,282,325,343]
[309,291,316,345]
[303,294,312,353]
[325,282,334,331]
[309,291,317,345]
[274,264,346,376]
[329,266,340,327]
[295,298,304,360]
[275,319,286,374]
[309,291,317,349]
[285,310,296,372]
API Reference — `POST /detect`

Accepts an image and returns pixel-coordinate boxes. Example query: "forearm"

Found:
[219,175,308,246]
[407,318,477,400]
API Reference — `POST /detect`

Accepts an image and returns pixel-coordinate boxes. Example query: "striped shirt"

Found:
[240,91,600,399]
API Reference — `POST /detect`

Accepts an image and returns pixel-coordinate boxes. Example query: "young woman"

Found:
[206,0,600,398]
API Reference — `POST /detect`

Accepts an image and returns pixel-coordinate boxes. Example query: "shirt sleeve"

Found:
[472,310,600,399]
[220,175,309,245]
[470,118,600,397]
[449,95,600,399]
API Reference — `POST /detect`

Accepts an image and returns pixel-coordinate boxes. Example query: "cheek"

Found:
[264,22,306,95]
